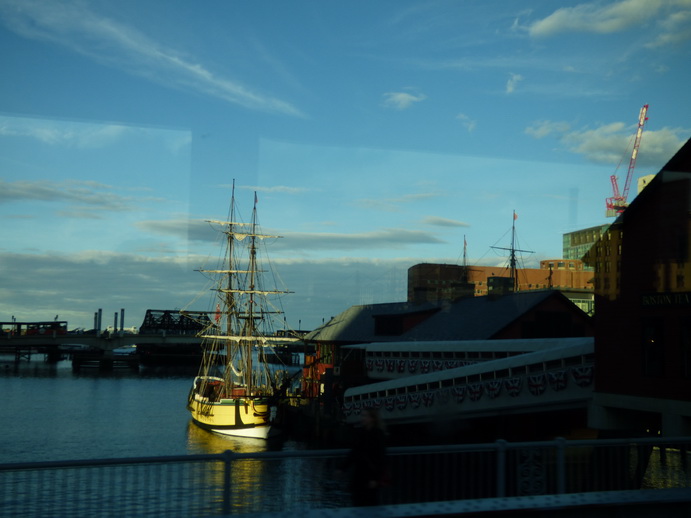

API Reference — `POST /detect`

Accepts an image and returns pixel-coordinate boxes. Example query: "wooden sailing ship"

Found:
[186,185,297,439]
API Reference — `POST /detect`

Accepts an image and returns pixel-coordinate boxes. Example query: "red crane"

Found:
[605,104,649,217]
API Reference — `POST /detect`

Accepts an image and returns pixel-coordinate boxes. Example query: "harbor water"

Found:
[1,354,359,515]
[0,355,310,463]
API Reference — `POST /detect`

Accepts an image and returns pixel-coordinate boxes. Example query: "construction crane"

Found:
[605,104,649,217]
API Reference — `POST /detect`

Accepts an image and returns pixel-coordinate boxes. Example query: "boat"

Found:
[186,184,299,439]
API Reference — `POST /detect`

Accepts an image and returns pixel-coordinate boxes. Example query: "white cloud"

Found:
[529,0,654,37]
[382,91,427,110]
[525,120,572,139]
[529,0,691,47]
[524,115,689,168]
[506,73,523,93]
[456,113,477,132]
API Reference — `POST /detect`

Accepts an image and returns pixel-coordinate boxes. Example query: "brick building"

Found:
[408,261,594,313]
[585,138,691,436]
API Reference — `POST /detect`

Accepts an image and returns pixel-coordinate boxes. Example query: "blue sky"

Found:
[1,0,690,331]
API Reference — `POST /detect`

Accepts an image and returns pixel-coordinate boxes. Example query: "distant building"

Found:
[407,262,594,314]
[585,138,691,436]
[562,225,610,269]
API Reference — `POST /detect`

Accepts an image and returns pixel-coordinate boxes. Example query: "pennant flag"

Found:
[214,303,221,322]
[513,212,518,221]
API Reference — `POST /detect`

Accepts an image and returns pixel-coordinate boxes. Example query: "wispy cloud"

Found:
[421,216,469,228]
[0,0,303,116]
[241,185,311,195]
[382,90,427,110]
[138,217,447,252]
[456,113,477,132]
[356,192,440,212]
[0,116,129,148]
[0,179,143,213]
[279,229,446,251]
[525,120,572,139]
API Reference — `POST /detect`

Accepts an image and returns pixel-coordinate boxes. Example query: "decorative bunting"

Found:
[528,373,546,395]
[571,365,594,387]
[407,360,418,374]
[453,386,466,403]
[468,383,483,401]
[504,377,522,397]
[548,370,568,391]
[408,393,422,409]
[485,380,502,399]
[437,387,452,405]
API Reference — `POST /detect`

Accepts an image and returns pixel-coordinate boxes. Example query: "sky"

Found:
[1,0,690,332]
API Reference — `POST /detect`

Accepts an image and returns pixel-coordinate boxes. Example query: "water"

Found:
[0,355,358,516]
[0,355,304,463]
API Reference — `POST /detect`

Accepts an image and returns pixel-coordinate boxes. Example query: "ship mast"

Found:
[491,211,534,291]
[224,181,237,389]
[244,192,259,393]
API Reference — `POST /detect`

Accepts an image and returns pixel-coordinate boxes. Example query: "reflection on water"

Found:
[186,421,269,454]
[185,421,350,512]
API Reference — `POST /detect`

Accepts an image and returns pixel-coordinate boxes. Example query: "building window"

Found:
[642,319,665,378]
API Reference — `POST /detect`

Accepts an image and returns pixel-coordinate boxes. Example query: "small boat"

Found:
[186,184,299,439]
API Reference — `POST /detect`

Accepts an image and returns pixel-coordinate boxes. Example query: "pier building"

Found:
[585,137,691,437]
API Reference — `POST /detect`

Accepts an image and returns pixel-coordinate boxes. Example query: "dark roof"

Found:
[661,137,691,172]
[403,290,563,341]
[613,136,691,222]
[303,300,440,344]
[305,289,584,344]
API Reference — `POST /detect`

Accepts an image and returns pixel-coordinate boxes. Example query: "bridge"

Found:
[342,337,594,432]
[0,331,202,351]
[0,331,204,369]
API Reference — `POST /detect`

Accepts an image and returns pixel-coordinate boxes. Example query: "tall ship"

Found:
[186,185,297,439]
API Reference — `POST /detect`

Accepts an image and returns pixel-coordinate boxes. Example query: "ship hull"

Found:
[187,392,274,439]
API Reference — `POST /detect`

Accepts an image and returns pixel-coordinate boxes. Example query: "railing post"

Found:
[496,439,507,498]
[555,437,566,494]
[222,450,234,514]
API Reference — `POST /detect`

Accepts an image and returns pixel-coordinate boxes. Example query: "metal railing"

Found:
[1,436,689,517]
